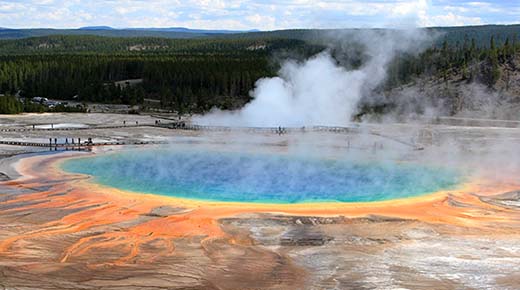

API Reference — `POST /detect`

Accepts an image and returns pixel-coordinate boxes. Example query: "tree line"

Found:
[0,32,519,115]
[386,34,519,88]
[0,36,324,114]
[0,54,274,113]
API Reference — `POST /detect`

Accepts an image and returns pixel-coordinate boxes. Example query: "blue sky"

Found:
[0,0,519,30]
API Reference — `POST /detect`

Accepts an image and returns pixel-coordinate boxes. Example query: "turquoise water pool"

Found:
[61,149,463,204]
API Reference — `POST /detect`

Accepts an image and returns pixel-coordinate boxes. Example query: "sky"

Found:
[0,0,519,30]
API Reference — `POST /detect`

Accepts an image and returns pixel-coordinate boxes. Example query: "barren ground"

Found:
[0,113,519,290]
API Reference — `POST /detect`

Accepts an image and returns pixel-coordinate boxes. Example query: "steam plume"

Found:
[194,29,431,127]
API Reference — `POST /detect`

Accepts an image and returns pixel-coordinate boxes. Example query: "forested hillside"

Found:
[387,35,518,88]
[0,35,321,54]
[1,25,520,116]
[0,53,270,113]
[0,36,323,113]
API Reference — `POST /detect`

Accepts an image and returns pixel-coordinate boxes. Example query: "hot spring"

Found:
[61,148,464,204]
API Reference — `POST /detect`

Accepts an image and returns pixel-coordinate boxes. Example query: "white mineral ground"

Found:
[0,113,519,290]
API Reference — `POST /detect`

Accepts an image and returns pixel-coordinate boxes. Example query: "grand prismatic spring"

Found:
[61,148,463,204]
[1,123,520,289]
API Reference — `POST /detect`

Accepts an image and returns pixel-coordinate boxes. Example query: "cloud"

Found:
[0,0,517,29]
[422,12,483,27]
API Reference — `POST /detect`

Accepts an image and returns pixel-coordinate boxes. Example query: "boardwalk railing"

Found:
[0,122,423,150]
[162,123,423,150]
[0,140,168,148]
[165,123,361,134]
[0,124,143,133]
[1,122,361,134]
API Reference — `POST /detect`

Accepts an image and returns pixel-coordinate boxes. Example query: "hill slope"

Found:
[1,25,520,119]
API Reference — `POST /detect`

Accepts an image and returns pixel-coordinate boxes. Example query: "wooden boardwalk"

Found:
[0,122,423,150]
[1,122,360,134]
[0,124,143,133]
[163,124,360,134]
[0,140,167,148]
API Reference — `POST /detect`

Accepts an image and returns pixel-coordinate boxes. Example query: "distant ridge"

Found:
[0,24,519,42]
[0,26,260,39]
[131,27,259,34]
[79,26,254,34]
[79,26,115,30]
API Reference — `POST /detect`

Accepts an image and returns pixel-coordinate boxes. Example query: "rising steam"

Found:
[194,30,431,127]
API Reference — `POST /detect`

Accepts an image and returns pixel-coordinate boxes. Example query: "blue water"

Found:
[61,149,463,204]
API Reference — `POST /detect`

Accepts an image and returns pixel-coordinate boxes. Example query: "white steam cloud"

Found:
[194,30,431,127]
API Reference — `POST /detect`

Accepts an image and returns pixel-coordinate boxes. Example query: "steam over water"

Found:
[194,30,430,127]
[194,52,362,127]
[62,148,463,203]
